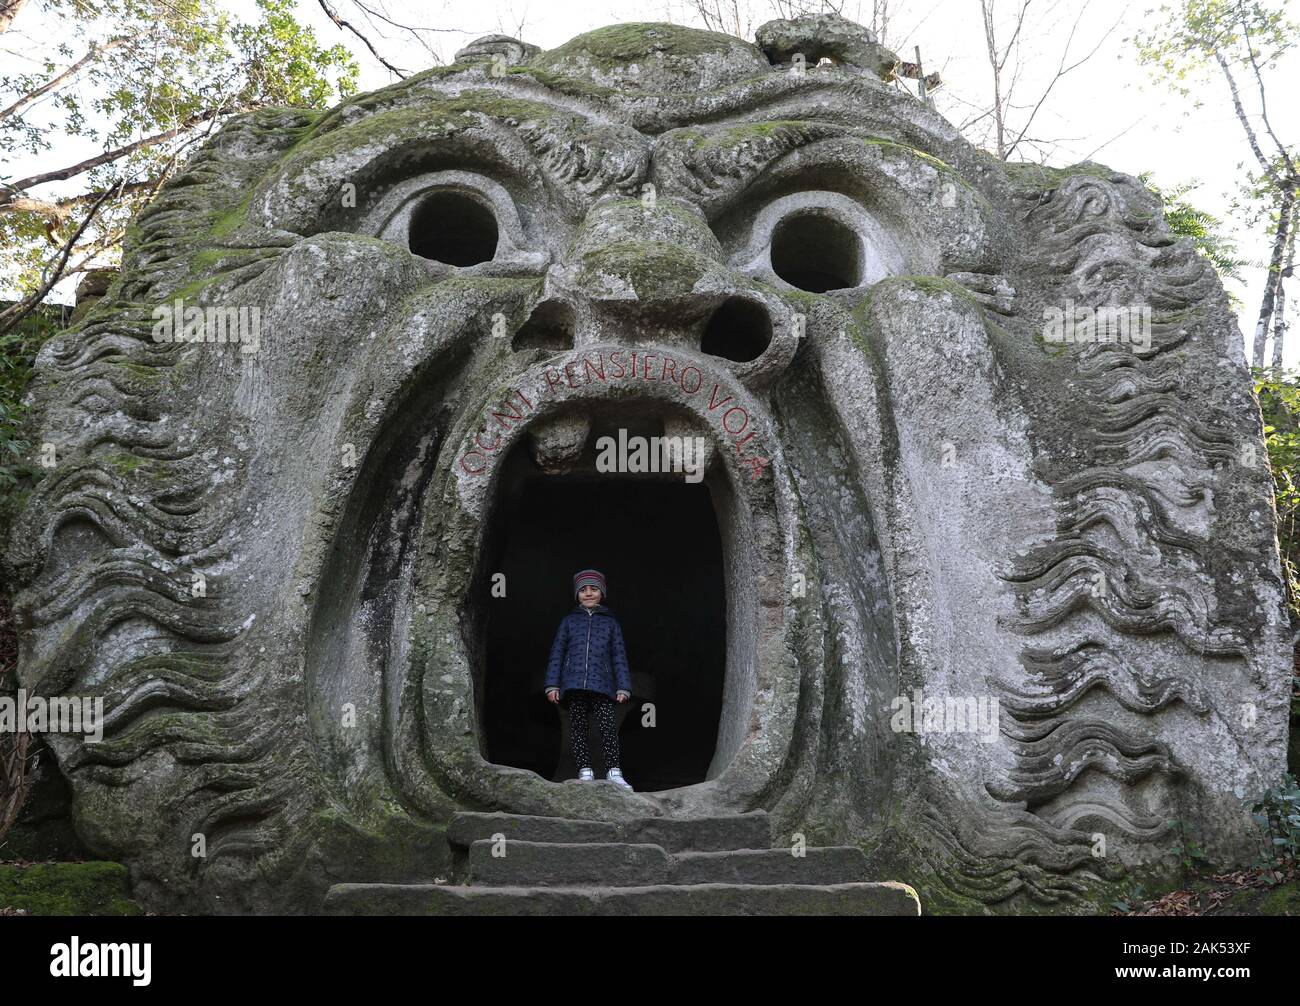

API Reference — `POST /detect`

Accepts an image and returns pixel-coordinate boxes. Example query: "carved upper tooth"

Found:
[662,414,716,474]
[527,413,591,474]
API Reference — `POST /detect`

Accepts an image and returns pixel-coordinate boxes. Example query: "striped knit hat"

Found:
[573,568,607,601]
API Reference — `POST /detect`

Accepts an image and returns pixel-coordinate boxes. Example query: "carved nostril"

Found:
[771,211,861,292]
[701,297,772,363]
[514,301,575,352]
[409,191,498,265]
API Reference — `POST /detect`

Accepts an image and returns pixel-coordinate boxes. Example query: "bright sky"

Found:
[9,0,1299,365]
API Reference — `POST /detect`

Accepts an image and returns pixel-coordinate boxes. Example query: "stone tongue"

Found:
[527,413,590,473]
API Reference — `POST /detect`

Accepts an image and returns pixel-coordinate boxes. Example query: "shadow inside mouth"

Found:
[470,434,728,792]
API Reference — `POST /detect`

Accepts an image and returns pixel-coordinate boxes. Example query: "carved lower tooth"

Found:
[527,413,591,474]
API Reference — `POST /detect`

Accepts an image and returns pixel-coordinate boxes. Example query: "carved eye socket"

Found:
[369,171,539,273]
[770,210,862,293]
[720,190,901,294]
[408,190,499,266]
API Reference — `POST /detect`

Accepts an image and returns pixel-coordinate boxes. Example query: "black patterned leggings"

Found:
[566,690,620,771]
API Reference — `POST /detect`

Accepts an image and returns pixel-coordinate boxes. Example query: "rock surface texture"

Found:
[6,14,1290,915]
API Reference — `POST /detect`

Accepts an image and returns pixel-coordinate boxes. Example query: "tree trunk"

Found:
[981,0,1007,160]
[1272,207,1296,376]
[1255,187,1295,368]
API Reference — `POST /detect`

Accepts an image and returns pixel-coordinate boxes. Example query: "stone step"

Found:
[470,841,673,887]
[448,810,773,853]
[672,847,869,886]
[467,840,870,887]
[447,812,618,849]
[324,881,921,916]
[630,813,773,853]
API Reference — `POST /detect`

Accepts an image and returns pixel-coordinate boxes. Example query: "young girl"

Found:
[545,569,634,791]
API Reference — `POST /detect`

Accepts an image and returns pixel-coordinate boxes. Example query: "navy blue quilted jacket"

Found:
[544,604,632,700]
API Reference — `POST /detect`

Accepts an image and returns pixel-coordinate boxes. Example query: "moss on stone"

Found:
[166,274,220,303]
[209,190,257,240]
[505,65,618,101]
[105,452,151,475]
[1004,160,1121,190]
[885,273,981,302]
[0,862,143,916]
[440,90,570,123]
[687,120,810,146]
[1255,877,1300,914]
[533,22,750,67]
[278,90,568,184]
[577,240,710,296]
[108,360,163,384]
[189,248,239,275]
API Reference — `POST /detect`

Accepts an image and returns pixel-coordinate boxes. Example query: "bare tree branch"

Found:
[1080,115,1147,162]
[0,0,28,34]
[350,0,476,34]
[981,0,1008,157]
[1212,49,1286,191]
[1004,4,1122,161]
[0,34,139,124]
[0,180,161,227]
[317,0,407,77]
[0,180,121,335]
[1,108,224,200]
[1237,6,1299,183]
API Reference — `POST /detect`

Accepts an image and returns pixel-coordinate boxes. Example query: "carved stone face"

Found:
[9,18,1290,914]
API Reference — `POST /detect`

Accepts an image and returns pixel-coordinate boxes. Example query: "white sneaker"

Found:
[577,767,594,781]
[606,768,633,792]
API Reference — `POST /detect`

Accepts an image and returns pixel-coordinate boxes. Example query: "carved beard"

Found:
[8,24,1288,915]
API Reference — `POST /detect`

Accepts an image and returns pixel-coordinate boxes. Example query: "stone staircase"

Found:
[323,810,920,915]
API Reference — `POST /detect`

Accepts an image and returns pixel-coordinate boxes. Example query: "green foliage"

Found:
[1229,155,1297,232]
[1109,881,1147,914]
[0,0,359,302]
[1250,773,1300,879]
[1133,0,1298,98]
[0,861,143,916]
[1133,2,1297,360]
[1,0,358,156]
[230,0,359,110]
[1167,818,1213,881]
[1140,172,1247,284]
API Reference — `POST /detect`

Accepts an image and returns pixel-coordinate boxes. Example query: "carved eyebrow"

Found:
[256,94,649,232]
[651,120,849,215]
[652,117,977,225]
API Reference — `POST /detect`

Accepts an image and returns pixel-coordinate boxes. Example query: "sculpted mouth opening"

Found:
[418,338,792,815]
[298,338,789,823]
[471,410,728,791]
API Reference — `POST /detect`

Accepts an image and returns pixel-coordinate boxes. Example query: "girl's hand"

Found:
[615,691,629,703]
[546,689,560,703]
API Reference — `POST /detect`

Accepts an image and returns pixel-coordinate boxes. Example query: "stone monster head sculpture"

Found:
[7,16,1292,914]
